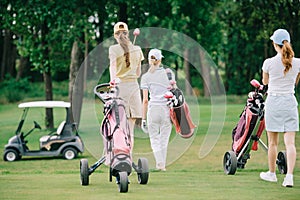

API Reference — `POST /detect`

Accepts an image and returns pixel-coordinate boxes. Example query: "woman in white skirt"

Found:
[140,49,173,171]
[260,29,300,187]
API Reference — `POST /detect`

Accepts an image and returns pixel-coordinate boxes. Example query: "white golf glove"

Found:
[141,119,149,134]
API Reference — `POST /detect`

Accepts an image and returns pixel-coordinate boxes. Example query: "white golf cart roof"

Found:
[18,101,71,108]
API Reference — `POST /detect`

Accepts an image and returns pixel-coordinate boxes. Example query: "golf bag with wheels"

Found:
[80,83,149,193]
[102,97,132,176]
[223,79,287,175]
[164,68,196,138]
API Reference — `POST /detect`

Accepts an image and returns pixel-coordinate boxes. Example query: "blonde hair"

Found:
[115,31,130,68]
[148,56,161,73]
[280,40,294,75]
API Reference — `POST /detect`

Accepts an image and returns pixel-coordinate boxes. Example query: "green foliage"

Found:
[0,75,30,103]
[220,0,300,94]
[0,79,69,103]
[1,0,300,99]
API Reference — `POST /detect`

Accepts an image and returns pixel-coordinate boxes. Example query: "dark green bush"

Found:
[1,75,31,103]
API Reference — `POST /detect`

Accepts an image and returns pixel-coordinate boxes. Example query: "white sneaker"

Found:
[260,171,277,182]
[156,163,166,172]
[282,174,293,187]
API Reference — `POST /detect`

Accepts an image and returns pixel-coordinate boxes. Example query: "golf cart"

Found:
[3,101,84,161]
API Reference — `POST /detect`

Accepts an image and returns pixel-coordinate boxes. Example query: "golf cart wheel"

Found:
[223,151,237,175]
[3,149,20,162]
[137,158,149,184]
[80,159,89,186]
[62,147,77,160]
[277,151,287,174]
[118,171,129,193]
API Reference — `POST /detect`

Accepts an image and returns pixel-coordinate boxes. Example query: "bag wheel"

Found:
[80,159,89,186]
[223,151,237,175]
[277,151,287,174]
[118,171,129,193]
[137,157,149,184]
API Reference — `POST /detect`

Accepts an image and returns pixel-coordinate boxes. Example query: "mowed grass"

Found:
[0,102,300,200]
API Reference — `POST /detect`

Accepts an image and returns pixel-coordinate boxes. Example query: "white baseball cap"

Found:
[114,22,128,34]
[148,49,164,60]
[270,29,290,45]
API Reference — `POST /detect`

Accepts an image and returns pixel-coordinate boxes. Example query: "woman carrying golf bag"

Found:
[140,49,173,171]
[260,29,300,187]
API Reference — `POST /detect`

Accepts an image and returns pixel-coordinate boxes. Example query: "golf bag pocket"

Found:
[232,107,263,153]
[111,153,132,176]
[232,109,246,151]
[170,103,196,138]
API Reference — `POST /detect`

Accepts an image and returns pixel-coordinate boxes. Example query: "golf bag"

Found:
[80,83,149,193]
[231,93,265,154]
[101,97,132,176]
[223,79,287,175]
[164,68,196,138]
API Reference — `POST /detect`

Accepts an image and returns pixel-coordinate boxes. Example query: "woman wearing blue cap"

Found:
[260,29,300,187]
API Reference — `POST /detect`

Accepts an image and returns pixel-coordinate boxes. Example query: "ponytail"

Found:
[117,31,130,68]
[281,40,294,75]
[148,56,161,73]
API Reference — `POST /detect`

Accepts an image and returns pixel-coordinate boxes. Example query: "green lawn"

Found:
[0,102,299,200]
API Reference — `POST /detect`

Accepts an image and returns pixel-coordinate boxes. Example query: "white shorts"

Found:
[265,94,299,132]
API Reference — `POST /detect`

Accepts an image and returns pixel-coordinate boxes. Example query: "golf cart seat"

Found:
[39,121,66,144]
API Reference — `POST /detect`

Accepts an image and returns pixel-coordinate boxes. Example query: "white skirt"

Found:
[265,94,299,132]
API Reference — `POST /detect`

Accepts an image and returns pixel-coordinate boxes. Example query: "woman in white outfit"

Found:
[140,49,173,171]
[260,29,300,187]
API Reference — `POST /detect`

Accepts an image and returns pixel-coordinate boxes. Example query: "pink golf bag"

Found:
[101,98,132,175]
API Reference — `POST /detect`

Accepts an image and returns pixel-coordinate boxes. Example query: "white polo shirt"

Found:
[140,67,171,105]
[262,53,300,94]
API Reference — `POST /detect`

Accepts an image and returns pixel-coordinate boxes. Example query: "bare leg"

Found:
[267,131,279,173]
[284,132,296,175]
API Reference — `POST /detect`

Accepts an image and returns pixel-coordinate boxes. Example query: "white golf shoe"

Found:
[282,174,293,187]
[260,171,277,182]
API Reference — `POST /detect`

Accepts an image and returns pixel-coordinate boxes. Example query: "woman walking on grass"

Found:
[140,49,174,171]
[260,29,300,187]
[108,22,144,149]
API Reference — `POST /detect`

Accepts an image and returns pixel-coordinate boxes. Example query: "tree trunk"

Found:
[213,67,222,95]
[69,41,84,127]
[44,70,53,128]
[16,56,29,81]
[183,49,192,96]
[84,30,89,90]
[42,18,53,129]
[1,29,16,80]
[199,49,211,97]
[118,2,128,23]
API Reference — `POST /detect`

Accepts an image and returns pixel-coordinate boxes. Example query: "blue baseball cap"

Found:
[270,29,290,45]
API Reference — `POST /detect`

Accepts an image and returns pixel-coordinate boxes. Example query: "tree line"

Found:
[1,0,300,127]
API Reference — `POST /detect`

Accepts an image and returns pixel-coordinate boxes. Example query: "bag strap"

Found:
[165,68,173,81]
